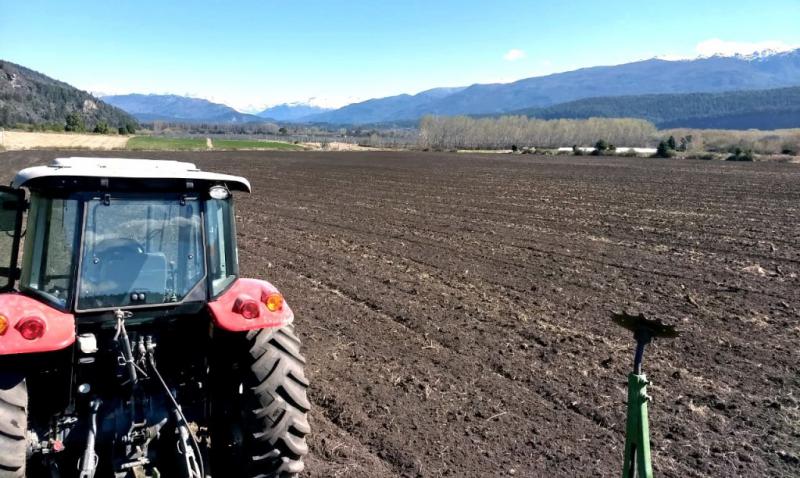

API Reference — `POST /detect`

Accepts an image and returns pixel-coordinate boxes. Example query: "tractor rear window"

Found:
[77,195,205,311]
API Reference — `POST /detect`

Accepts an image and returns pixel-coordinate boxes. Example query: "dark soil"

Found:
[2,150,799,477]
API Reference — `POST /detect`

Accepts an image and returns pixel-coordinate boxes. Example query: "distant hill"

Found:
[257,102,332,122]
[508,86,800,129]
[0,60,137,128]
[102,94,264,123]
[308,49,800,124]
[305,87,466,124]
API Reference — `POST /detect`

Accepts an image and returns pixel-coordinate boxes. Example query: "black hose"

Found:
[147,354,205,478]
[633,341,646,375]
[632,329,651,375]
[78,399,101,478]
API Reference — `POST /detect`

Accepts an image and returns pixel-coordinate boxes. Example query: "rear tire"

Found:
[0,373,27,478]
[211,324,311,478]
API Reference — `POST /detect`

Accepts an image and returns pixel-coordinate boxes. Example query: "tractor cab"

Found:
[0,157,309,478]
[1,157,245,316]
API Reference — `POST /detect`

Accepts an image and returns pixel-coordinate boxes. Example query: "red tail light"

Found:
[15,317,46,340]
[234,296,261,320]
[240,301,260,319]
[0,315,8,336]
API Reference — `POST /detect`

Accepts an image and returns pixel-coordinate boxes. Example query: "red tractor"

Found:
[0,157,310,477]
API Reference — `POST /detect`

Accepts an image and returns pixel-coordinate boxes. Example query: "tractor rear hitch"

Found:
[146,340,206,477]
[175,408,203,478]
[114,310,138,385]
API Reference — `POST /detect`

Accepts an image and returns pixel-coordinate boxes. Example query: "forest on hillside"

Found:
[513,87,800,130]
[0,60,137,130]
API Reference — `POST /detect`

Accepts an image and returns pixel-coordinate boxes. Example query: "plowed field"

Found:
[2,150,798,478]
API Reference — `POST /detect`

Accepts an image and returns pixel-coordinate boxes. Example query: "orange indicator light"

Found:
[264,293,284,312]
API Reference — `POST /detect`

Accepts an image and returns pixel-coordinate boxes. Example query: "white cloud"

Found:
[694,38,799,57]
[503,49,526,61]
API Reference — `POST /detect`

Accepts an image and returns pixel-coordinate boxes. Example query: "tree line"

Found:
[419,115,657,150]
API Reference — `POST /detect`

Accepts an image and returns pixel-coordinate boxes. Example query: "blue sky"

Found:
[2,0,800,111]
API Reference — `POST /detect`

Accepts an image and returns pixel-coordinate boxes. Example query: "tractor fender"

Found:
[0,292,76,356]
[208,278,294,332]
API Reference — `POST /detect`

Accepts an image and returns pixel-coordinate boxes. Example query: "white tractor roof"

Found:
[12,157,251,192]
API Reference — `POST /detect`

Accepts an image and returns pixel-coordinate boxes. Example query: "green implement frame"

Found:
[612,312,679,478]
[623,373,653,478]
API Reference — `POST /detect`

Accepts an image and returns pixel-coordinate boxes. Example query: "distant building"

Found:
[557,146,595,153]
[556,146,657,155]
[616,147,657,154]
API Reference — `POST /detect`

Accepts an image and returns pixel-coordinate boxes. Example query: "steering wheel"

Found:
[93,238,145,260]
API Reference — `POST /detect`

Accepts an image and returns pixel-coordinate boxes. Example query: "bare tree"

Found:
[419,115,658,150]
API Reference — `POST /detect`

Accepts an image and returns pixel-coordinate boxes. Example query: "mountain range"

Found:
[101,95,333,123]
[0,60,136,128]
[6,48,800,130]
[303,49,800,124]
[303,87,467,124]
[101,94,264,123]
[102,49,800,127]
[256,102,332,121]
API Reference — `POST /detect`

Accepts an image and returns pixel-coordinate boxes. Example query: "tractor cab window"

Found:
[20,195,80,307]
[205,196,238,296]
[77,195,205,311]
[0,187,25,290]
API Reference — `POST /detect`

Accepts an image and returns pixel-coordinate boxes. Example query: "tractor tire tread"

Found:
[245,325,310,478]
[0,374,26,478]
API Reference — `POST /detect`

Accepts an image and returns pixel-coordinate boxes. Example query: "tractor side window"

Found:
[0,187,24,290]
[20,196,80,307]
[205,198,238,296]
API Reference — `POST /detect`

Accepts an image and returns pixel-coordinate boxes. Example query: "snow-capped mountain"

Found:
[306,48,800,124]
[99,47,800,126]
[102,94,263,123]
[256,102,333,122]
